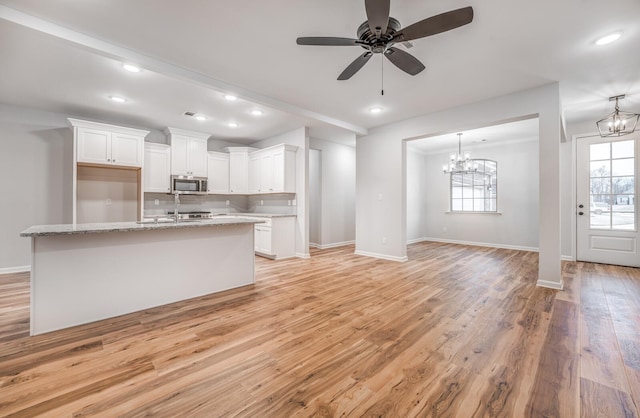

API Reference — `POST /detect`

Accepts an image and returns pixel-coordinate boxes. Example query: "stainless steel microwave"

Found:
[170,175,208,195]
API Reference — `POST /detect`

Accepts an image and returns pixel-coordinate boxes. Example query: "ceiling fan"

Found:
[296,0,474,81]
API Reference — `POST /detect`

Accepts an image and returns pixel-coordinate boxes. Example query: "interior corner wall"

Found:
[0,104,73,271]
[309,138,356,247]
[251,127,309,257]
[406,149,427,242]
[356,83,562,288]
[420,139,539,249]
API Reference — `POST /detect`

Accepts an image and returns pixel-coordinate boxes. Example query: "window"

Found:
[450,159,497,212]
[589,140,635,230]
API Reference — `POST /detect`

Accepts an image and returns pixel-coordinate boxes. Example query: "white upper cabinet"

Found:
[226,147,255,194]
[165,127,209,177]
[249,144,297,194]
[207,151,230,194]
[144,143,171,193]
[71,119,147,168]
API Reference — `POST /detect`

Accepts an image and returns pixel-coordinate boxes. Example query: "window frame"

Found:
[449,159,498,213]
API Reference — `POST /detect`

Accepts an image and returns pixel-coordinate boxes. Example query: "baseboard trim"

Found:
[296,252,311,259]
[0,265,30,274]
[416,237,539,253]
[311,240,355,250]
[536,279,564,290]
[407,237,425,245]
[354,250,408,263]
[561,255,575,261]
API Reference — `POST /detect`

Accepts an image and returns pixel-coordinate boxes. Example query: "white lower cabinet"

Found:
[253,217,295,260]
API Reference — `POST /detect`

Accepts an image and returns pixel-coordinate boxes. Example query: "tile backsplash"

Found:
[143,193,296,216]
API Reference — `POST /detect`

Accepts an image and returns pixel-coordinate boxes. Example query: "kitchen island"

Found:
[21,218,263,335]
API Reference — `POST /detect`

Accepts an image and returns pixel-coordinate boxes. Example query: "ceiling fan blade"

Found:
[365,0,390,35]
[338,51,373,80]
[297,37,361,46]
[393,6,474,42]
[384,47,425,75]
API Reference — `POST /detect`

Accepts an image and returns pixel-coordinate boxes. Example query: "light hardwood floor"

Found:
[1,242,639,417]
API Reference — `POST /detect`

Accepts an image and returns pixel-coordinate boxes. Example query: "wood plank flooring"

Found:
[1,242,639,417]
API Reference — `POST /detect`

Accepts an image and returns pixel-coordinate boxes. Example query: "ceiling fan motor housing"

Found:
[357,17,401,53]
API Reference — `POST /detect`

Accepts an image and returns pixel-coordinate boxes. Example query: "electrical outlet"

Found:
[106,198,112,206]
[292,199,297,206]
[382,236,387,245]
[442,226,448,233]
[288,200,291,206]
[154,199,159,206]
[225,200,230,206]
[260,200,264,205]
[377,193,383,201]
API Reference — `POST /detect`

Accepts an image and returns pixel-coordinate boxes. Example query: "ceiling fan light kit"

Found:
[296,0,473,81]
[596,95,640,137]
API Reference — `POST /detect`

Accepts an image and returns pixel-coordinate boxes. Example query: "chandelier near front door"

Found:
[596,94,640,137]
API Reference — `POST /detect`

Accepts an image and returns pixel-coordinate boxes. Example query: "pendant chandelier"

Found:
[596,94,639,137]
[442,133,478,174]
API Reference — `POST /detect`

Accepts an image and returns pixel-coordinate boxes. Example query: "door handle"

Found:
[578,204,584,208]
[578,211,584,216]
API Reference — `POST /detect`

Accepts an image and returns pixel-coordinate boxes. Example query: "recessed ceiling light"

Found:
[370,107,382,114]
[250,110,263,116]
[224,94,237,101]
[228,122,239,128]
[194,114,207,121]
[596,32,622,46]
[109,96,127,103]
[122,64,141,73]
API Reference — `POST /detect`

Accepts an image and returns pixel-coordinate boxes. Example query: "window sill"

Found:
[445,211,503,215]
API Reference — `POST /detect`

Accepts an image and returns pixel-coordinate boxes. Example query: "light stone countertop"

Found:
[226,213,296,218]
[20,218,265,237]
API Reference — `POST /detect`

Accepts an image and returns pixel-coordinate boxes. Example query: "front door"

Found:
[576,133,639,267]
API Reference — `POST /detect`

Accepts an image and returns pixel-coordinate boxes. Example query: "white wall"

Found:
[406,149,427,242]
[309,149,321,245]
[309,138,356,248]
[0,104,72,271]
[357,83,563,288]
[415,139,539,250]
[251,127,309,257]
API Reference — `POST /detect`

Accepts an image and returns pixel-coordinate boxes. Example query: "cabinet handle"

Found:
[113,159,116,162]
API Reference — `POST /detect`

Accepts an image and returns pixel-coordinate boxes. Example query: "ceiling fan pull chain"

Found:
[381,54,384,96]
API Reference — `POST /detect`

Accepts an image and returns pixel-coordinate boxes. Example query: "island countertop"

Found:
[20,218,265,237]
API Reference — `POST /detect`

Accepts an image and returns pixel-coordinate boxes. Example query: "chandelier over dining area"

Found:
[442,133,478,174]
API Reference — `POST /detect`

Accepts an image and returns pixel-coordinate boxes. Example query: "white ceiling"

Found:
[1,0,639,146]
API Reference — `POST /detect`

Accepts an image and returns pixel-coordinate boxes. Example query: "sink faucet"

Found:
[173,193,180,222]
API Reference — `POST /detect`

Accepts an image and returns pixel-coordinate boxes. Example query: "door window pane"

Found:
[590,161,610,177]
[612,177,634,195]
[591,178,611,195]
[590,143,610,161]
[612,140,634,159]
[612,159,634,176]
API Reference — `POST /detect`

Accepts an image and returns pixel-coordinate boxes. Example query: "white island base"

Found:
[27,222,256,335]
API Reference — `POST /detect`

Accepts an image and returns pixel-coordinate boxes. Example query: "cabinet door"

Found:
[144,145,171,193]
[229,152,249,193]
[77,128,111,164]
[170,135,190,175]
[271,150,285,192]
[249,154,262,193]
[207,153,229,193]
[261,153,274,192]
[111,133,143,167]
[189,139,208,177]
[255,226,272,254]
